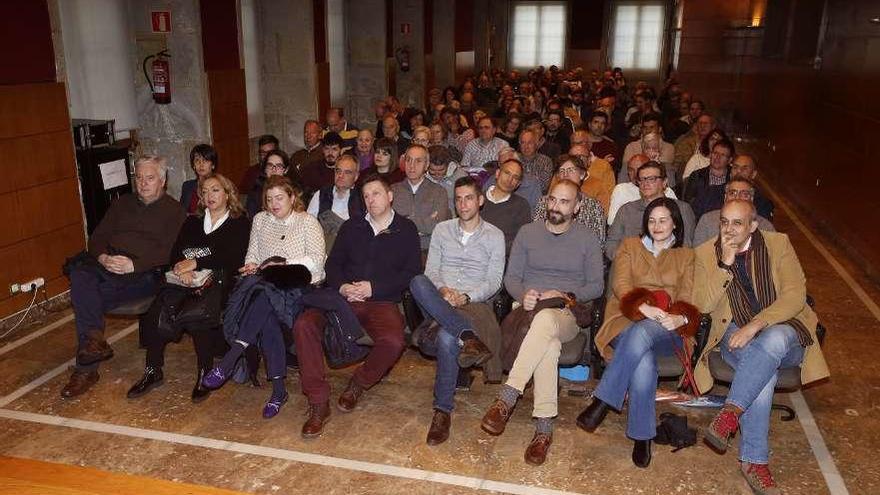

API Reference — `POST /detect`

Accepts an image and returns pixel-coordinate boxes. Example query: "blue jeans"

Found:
[593,319,683,440]
[69,266,158,371]
[721,323,805,464]
[409,275,474,413]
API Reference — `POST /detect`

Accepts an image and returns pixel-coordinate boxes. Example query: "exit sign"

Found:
[151,11,171,33]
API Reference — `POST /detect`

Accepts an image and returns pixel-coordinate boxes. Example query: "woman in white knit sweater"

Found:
[203,175,325,418]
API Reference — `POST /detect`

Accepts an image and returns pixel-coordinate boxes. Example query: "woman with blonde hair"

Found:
[203,175,325,418]
[127,173,251,402]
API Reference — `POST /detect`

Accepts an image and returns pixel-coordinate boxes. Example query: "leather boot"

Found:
[76,332,113,366]
[191,368,212,403]
[337,379,365,413]
[524,432,553,466]
[632,439,652,468]
[576,397,611,433]
[126,367,164,399]
[301,402,331,439]
[61,370,100,398]
[480,398,513,436]
[426,409,451,446]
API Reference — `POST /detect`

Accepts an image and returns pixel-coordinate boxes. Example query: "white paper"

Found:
[99,159,129,190]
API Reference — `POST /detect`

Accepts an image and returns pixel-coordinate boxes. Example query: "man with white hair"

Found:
[62,156,186,398]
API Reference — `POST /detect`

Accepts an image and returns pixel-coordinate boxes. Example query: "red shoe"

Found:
[740,462,781,495]
[703,406,739,454]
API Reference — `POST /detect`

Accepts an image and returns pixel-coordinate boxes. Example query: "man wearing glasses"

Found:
[306,155,365,249]
[693,177,776,246]
[459,116,508,176]
[606,161,695,259]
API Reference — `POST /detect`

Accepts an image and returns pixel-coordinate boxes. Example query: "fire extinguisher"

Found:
[143,50,171,104]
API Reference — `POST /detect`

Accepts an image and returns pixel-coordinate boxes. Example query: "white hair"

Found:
[135,155,168,180]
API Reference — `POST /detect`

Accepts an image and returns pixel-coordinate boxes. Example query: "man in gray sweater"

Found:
[391,145,451,252]
[480,180,604,466]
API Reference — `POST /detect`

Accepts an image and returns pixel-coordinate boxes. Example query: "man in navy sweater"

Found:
[293,173,422,439]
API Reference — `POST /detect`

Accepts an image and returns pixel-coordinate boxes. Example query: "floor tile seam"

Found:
[0,408,589,495]
[0,322,138,409]
[789,391,850,495]
[0,313,75,357]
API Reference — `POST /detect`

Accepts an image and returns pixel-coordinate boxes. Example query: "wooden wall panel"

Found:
[207,69,249,186]
[0,193,21,247]
[200,0,241,71]
[0,0,55,85]
[17,178,84,240]
[0,130,77,194]
[0,83,70,138]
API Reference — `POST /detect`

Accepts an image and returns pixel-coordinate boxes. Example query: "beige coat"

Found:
[691,232,830,394]
[595,237,695,359]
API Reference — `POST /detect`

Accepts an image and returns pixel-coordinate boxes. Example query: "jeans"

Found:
[232,291,289,380]
[721,323,805,464]
[409,275,474,413]
[69,266,158,371]
[593,319,683,440]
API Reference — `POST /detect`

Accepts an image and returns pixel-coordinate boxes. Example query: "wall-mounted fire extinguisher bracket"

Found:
[143,50,171,104]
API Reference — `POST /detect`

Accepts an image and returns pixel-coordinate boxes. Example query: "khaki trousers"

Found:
[505,308,579,418]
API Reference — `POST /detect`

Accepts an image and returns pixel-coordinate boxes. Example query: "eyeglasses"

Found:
[638,175,663,184]
[557,166,580,176]
[266,163,286,171]
[725,189,754,199]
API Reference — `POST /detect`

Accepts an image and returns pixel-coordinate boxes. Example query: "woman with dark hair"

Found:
[442,86,458,106]
[204,175,325,418]
[497,113,522,148]
[358,138,405,186]
[246,149,291,218]
[127,173,250,401]
[682,128,730,181]
[576,197,700,468]
[181,144,219,215]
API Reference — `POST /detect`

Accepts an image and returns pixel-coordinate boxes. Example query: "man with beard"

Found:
[300,132,343,202]
[409,177,506,445]
[480,180,604,466]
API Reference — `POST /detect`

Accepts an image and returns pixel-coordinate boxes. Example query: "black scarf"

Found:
[715,230,813,346]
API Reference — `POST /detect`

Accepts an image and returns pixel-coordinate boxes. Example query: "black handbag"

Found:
[156,274,225,341]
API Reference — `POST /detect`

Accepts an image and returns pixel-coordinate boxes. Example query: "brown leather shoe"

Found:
[524,431,553,466]
[301,402,331,439]
[337,379,365,413]
[426,409,451,446]
[76,333,113,366]
[457,336,492,368]
[61,370,99,398]
[480,398,513,436]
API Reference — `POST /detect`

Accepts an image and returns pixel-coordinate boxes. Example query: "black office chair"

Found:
[106,295,156,348]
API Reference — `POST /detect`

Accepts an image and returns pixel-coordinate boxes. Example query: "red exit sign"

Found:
[151,11,171,33]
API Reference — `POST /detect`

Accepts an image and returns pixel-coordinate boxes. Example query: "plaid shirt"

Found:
[531,195,607,250]
[460,137,508,173]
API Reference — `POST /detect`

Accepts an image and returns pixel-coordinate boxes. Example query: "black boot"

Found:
[191,367,212,403]
[127,367,164,399]
[632,439,652,468]
[576,397,611,432]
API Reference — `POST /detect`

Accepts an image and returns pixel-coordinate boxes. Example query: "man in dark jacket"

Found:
[293,173,421,439]
[62,155,186,398]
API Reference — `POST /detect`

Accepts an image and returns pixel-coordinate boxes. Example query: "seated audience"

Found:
[355,129,375,171]
[300,132,344,201]
[729,154,774,219]
[307,155,365,249]
[62,156,186,398]
[674,113,715,180]
[517,129,554,193]
[127,173,250,401]
[544,110,571,153]
[409,177,506,445]
[480,180,604,466]
[203,176,325,418]
[359,137,406,186]
[693,178,776,246]
[608,154,677,225]
[292,174,421,438]
[567,142,615,214]
[693,200,829,495]
[620,114,675,184]
[181,144,218,215]
[460,116,508,175]
[426,145,467,213]
[683,138,736,219]
[533,154,606,246]
[497,113,522,148]
[383,114,411,156]
[391,145,452,252]
[323,107,359,149]
[291,121,324,174]
[607,161,695,258]
[239,134,278,195]
[246,149,292,219]
[578,198,700,468]
[682,128,728,181]
[481,158,533,255]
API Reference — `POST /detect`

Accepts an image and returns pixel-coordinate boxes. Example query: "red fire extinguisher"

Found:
[143,50,171,104]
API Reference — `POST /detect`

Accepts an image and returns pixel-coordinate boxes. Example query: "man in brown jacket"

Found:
[692,200,829,495]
